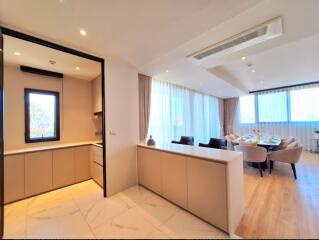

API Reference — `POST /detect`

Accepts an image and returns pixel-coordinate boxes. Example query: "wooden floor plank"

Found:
[236,151,319,239]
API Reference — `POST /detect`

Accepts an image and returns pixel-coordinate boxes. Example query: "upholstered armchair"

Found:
[198,138,227,149]
[268,146,303,179]
[171,136,194,146]
[234,145,267,177]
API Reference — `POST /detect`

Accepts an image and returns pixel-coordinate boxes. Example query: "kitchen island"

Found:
[137,143,244,234]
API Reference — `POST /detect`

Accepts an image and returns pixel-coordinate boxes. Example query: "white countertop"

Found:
[138,143,242,164]
[5,141,103,156]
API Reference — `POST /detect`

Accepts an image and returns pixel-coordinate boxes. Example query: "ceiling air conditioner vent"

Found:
[187,17,282,64]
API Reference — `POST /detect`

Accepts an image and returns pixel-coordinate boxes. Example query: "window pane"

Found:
[29,93,56,139]
[239,95,255,124]
[290,87,319,121]
[257,91,288,122]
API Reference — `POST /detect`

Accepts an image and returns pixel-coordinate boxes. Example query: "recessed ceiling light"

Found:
[75,66,80,70]
[165,70,169,73]
[251,69,256,73]
[80,29,86,36]
[241,56,246,60]
[14,51,21,56]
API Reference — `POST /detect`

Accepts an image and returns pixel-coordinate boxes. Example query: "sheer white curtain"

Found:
[235,84,319,151]
[148,80,221,145]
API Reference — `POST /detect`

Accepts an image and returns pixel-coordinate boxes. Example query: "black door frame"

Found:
[0,27,4,239]
[0,26,107,237]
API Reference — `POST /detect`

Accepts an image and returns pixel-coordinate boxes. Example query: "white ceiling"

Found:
[4,35,101,81]
[1,0,319,97]
[219,33,319,92]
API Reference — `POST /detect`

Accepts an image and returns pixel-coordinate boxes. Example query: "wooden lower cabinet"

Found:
[137,147,162,195]
[25,151,53,197]
[161,152,187,208]
[4,154,25,204]
[187,157,228,232]
[53,148,75,189]
[92,162,103,187]
[5,144,93,203]
[90,145,103,187]
[75,146,90,182]
[137,146,241,234]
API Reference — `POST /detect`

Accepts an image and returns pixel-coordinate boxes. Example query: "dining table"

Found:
[232,134,282,169]
[232,134,282,149]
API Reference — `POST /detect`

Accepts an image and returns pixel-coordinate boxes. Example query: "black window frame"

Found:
[24,88,60,143]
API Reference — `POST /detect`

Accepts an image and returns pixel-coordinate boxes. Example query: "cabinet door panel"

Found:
[92,162,103,187]
[162,152,187,208]
[75,146,90,182]
[25,151,53,197]
[137,147,144,185]
[91,146,103,165]
[53,148,75,188]
[187,158,228,232]
[138,148,162,195]
[4,154,25,203]
[92,76,102,113]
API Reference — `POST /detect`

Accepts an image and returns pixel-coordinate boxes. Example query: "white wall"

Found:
[105,57,139,196]
[4,64,99,151]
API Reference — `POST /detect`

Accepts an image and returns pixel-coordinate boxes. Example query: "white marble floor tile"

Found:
[3,181,230,239]
[4,198,32,218]
[116,185,154,207]
[133,192,180,227]
[92,207,157,239]
[158,210,229,239]
[145,228,170,239]
[27,209,93,239]
[4,212,27,238]
[81,195,131,229]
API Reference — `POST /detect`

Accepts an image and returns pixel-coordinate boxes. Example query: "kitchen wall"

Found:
[4,64,99,151]
[105,56,139,196]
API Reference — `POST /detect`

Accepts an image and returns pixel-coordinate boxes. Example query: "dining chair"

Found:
[277,136,296,150]
[268,145,303,179]
[234,145,267,177]
[225,135,235,150]
[171,136,194,146]
[198,138,227,149]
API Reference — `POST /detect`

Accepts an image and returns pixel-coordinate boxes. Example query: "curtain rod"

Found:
[249,81,319,94]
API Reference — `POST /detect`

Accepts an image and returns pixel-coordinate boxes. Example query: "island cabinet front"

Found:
[137,145,241,234]
[137,147,162,195]
[161,152,187,209]
[187,157,228,232]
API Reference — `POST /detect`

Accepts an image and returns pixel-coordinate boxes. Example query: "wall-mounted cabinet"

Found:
[92,75,102,113]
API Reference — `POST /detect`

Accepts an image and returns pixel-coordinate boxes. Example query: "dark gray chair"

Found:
[199,138,227,149]
[171,136,194,146]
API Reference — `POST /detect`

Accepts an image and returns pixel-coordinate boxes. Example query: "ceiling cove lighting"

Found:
[14,51,21,56]
[80,29,87,36]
